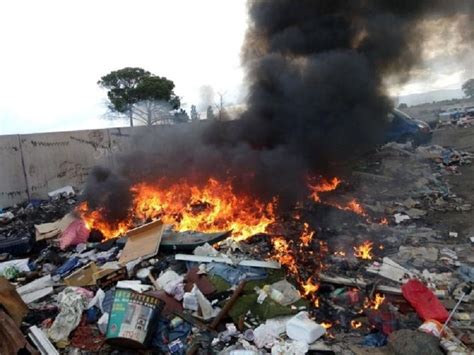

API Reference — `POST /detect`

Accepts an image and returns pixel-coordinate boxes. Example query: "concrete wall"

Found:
[0,135,29,207]
[0,127,138,208]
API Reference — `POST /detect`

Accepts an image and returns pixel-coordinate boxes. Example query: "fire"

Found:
[308,177,368,218]
[301,277,319,296]
[321,322,333,329]
[328,199,368,217]
[343,200,367,216]
[309,177,341,202]
[379,217,388,225]
[353,241,374,260]
[80,178,276,241]
[333,251,346,257]
[351,320,362,329]
[271,236,298,274]
[300,222,315,246]
[364,293,386,310]
[79,204,129,238]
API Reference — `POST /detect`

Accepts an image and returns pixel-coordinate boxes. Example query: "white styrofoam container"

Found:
[285,311,326,344]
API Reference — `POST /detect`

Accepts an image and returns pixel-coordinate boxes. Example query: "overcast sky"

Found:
[0,1,470,135]
[0,0,247,134]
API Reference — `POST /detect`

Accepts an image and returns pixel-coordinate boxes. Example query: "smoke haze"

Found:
[84,0,474,223]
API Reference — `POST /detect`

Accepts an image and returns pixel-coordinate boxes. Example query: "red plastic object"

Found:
[401,279,449,322]
[59,219,90,250]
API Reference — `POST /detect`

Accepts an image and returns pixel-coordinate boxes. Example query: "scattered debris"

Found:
[0,138,472,353]
[47,185,75,199]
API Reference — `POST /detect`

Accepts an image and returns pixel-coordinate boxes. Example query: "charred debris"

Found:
[1,140,474,354]
[2,0,474,354]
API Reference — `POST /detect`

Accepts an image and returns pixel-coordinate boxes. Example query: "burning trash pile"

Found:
[2,0,474,353]
[1,138,474,354]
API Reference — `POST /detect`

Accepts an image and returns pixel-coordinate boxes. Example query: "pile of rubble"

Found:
[0,142,473,354]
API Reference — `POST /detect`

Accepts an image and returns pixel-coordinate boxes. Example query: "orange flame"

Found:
[80,178,276,241]
[308,178,369,218]
[79,204,129,238]
[301,277,319,296]
[344,200,367,216]
[364,293,386,310]
[271,236,298,274]
[300,222,315,246]
[309,177,341,202]
[321,322,333,329]
[351,320,362,329]
[354,241,374,260]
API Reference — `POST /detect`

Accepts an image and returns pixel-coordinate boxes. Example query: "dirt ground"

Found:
[426,125,474,237]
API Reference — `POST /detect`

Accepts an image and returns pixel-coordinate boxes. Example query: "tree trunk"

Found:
[129,109,134,127]
[147,104,152,126]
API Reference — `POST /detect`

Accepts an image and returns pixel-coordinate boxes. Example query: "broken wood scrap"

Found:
[0,309,39,355]
[0,276,29,325]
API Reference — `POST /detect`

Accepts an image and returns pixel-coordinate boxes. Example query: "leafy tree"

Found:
[98,67,150,126]
[172,109,190,123]
[398,103,408,109]
[98,67,180,126]
[462,79,474,98]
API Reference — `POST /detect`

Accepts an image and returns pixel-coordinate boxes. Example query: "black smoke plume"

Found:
[84,0,474,224]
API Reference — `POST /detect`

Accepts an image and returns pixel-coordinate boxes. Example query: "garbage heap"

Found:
[0,142,473,355]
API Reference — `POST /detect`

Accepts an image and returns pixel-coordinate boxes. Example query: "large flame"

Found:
[80,178,276,241]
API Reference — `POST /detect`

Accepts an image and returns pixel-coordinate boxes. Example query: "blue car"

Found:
[385,109,432,145]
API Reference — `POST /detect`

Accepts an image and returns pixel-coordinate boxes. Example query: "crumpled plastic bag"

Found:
[194,243,220,257]
[401,279,449,322]
[193,284,216,320]
[48,287,89,343]
[97,312,109,334]
[253,318,288,348]
[256,279,301,306]
[183,285,218,319]
[0,258,30,278]
[157,269,185,301]
[59,219,90,250]
[87,288,105,312]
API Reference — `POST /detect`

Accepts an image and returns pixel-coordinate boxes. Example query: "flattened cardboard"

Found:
[35,213,76,241]
[118,220,164,265]
[64,262,98,287]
